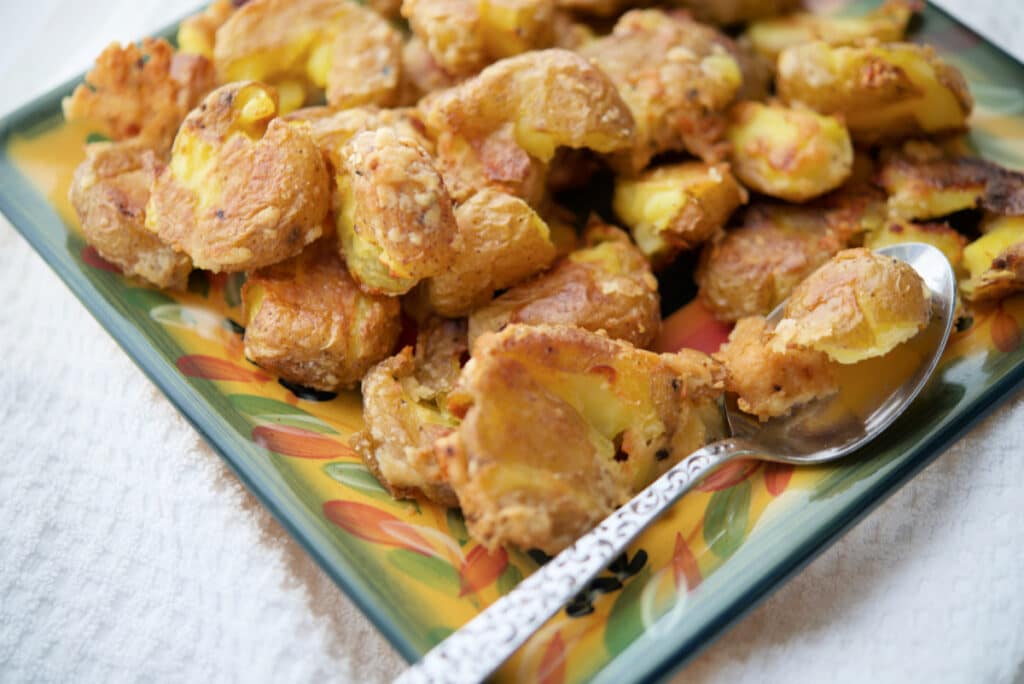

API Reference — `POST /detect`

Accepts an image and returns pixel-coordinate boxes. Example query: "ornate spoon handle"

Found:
[395,438,759,684]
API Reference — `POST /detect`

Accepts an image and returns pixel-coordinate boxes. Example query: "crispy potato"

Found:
[437,324,725,553]
[353,318,467,505]
[613,161,746,266]
[69,141,192,290]
[177,0,236,58]
[580,10,743,171]
[878,141,1024,220]
[336,127,458,295]
[696,186,887,322]
[864,220,967,269]
[214,0,403,113]
[370,0,404,17]
[468,226,660,348]
[714,316,837,421]
[423,188,558,317]
[146,82,330,272]
[242,240,402,390]
[777,41,973,144]
[62,38,216,150]
[745,0,918,61]
[772,248,931,364]
[961,216,1024,301]
[671,0,800,26]
[554,0,635,17]
[551,10,596,50]
[400,36,462,103]
[429,123,548,204]
[727,101,853,202]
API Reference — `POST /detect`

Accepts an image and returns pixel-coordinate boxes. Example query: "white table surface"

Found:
[1,2,1022,682]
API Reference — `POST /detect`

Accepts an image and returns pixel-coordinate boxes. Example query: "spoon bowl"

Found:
[398,242,958,684]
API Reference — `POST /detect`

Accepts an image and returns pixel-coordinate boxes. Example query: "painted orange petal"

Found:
[537,631,566,684]
[654,298,733,355]
[991,308,1022,353]
[695,459,759,493]
[458,545,508,597]
[764,462,795,497]
[324,500,433,554]
[253,424,355,459]
[176,354,270,382]
[81,245,121,273]
[672,532,702,592]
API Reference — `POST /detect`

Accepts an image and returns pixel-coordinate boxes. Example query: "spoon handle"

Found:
[395,437,760,684]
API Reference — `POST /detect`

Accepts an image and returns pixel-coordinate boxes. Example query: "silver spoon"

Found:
[396,243,957,684]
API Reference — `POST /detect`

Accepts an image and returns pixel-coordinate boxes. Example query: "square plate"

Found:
[2,2,1023,682]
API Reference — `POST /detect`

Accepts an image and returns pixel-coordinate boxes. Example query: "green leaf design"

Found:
[387,548,461,595]
[223,272,247,308]
[425,626,454,646]
[496,562,524,595]
[149,304,198,329]
[123,287,176,312]
[703,480,751,559]
[324,462,389,497]
[85,131,111,144]
[603,566,651,657]
[228,394,339,434]
[446,507,469,546]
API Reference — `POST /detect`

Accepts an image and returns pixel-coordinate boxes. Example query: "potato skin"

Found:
[146,82,330,272]
[69,141,192,290]
[727,102,853,202]
[961,216,1024,301]
[337,127,458,295]
[714,316,837,421]
[424,188,558,316]
[672,0,800,27]
[777,41,973,144]
[696,186,887,322]
[437,324,724,553]
[242,240,402,390]
[613,161,746,266]
[468,226,661,348]
[773,248,931,364]
[62,38,216,150]
[864,220,966,270]
[177,0,236,59]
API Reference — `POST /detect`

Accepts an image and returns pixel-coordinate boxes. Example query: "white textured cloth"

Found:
[0,3,1022,683]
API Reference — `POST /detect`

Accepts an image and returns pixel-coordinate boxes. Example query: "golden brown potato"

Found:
[423,188,559,316]
[62,38,216,150]
[744,0,918,62]
[727,102,853,202]
[613,161,746,266]
[554,0,635,17]
[777,41,973,144]
[714,316,838,421]
[214,0,403,113]
[580,10,743,171]
[696,186,887,322]
[242,240,402,390]
[864,220,967,269]
[353,318,467,506]
[437,324,725,553]
[69,141,192,290]
[177,0,236,58]
[146,82,330,272]
[671,0,800,26]
[773,248,931,364]
[961,216,1024,301]
[429,123,548,204]
[468,226,660,348]
[877,141,1024,220]
[400,36,462,103]
[336,128,458,296]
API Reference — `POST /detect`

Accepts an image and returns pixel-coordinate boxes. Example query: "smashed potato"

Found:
[69,141,192,290]
[878,141,1024,220]
[437,324,724,553]
[354,318,467,506]
[177,0,236,59]
[400,36,462,102]
[864,220,966,269]
[336,127,457,295]
[423,188,557,316]
[146,81,330,272]
[214,0,403,113]
[727,102,853,202]
[62,38,216,149]
[777,41,973,144]
[773,248,931,364]
[467,226,661,348]
[580,10,742,171]
[745,0,918,61]
[613,161,746,266]
[714,316,838,421]
[672,0,800,27]
[961,216,1024,301]
[696,187,887,321]
[242,240,402,390]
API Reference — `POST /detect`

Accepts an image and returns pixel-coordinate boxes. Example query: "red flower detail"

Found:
[323,501,432,554]
[991,308,1021,353]
[695,459,759,492]
[176,354,270,382]
[458,545,508,596]
[537,631,566,684]
[671,532,702,591]
[253,424,355,459]
[81,245,121,273]
[764,462,795,497]
[654,298,733,355]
